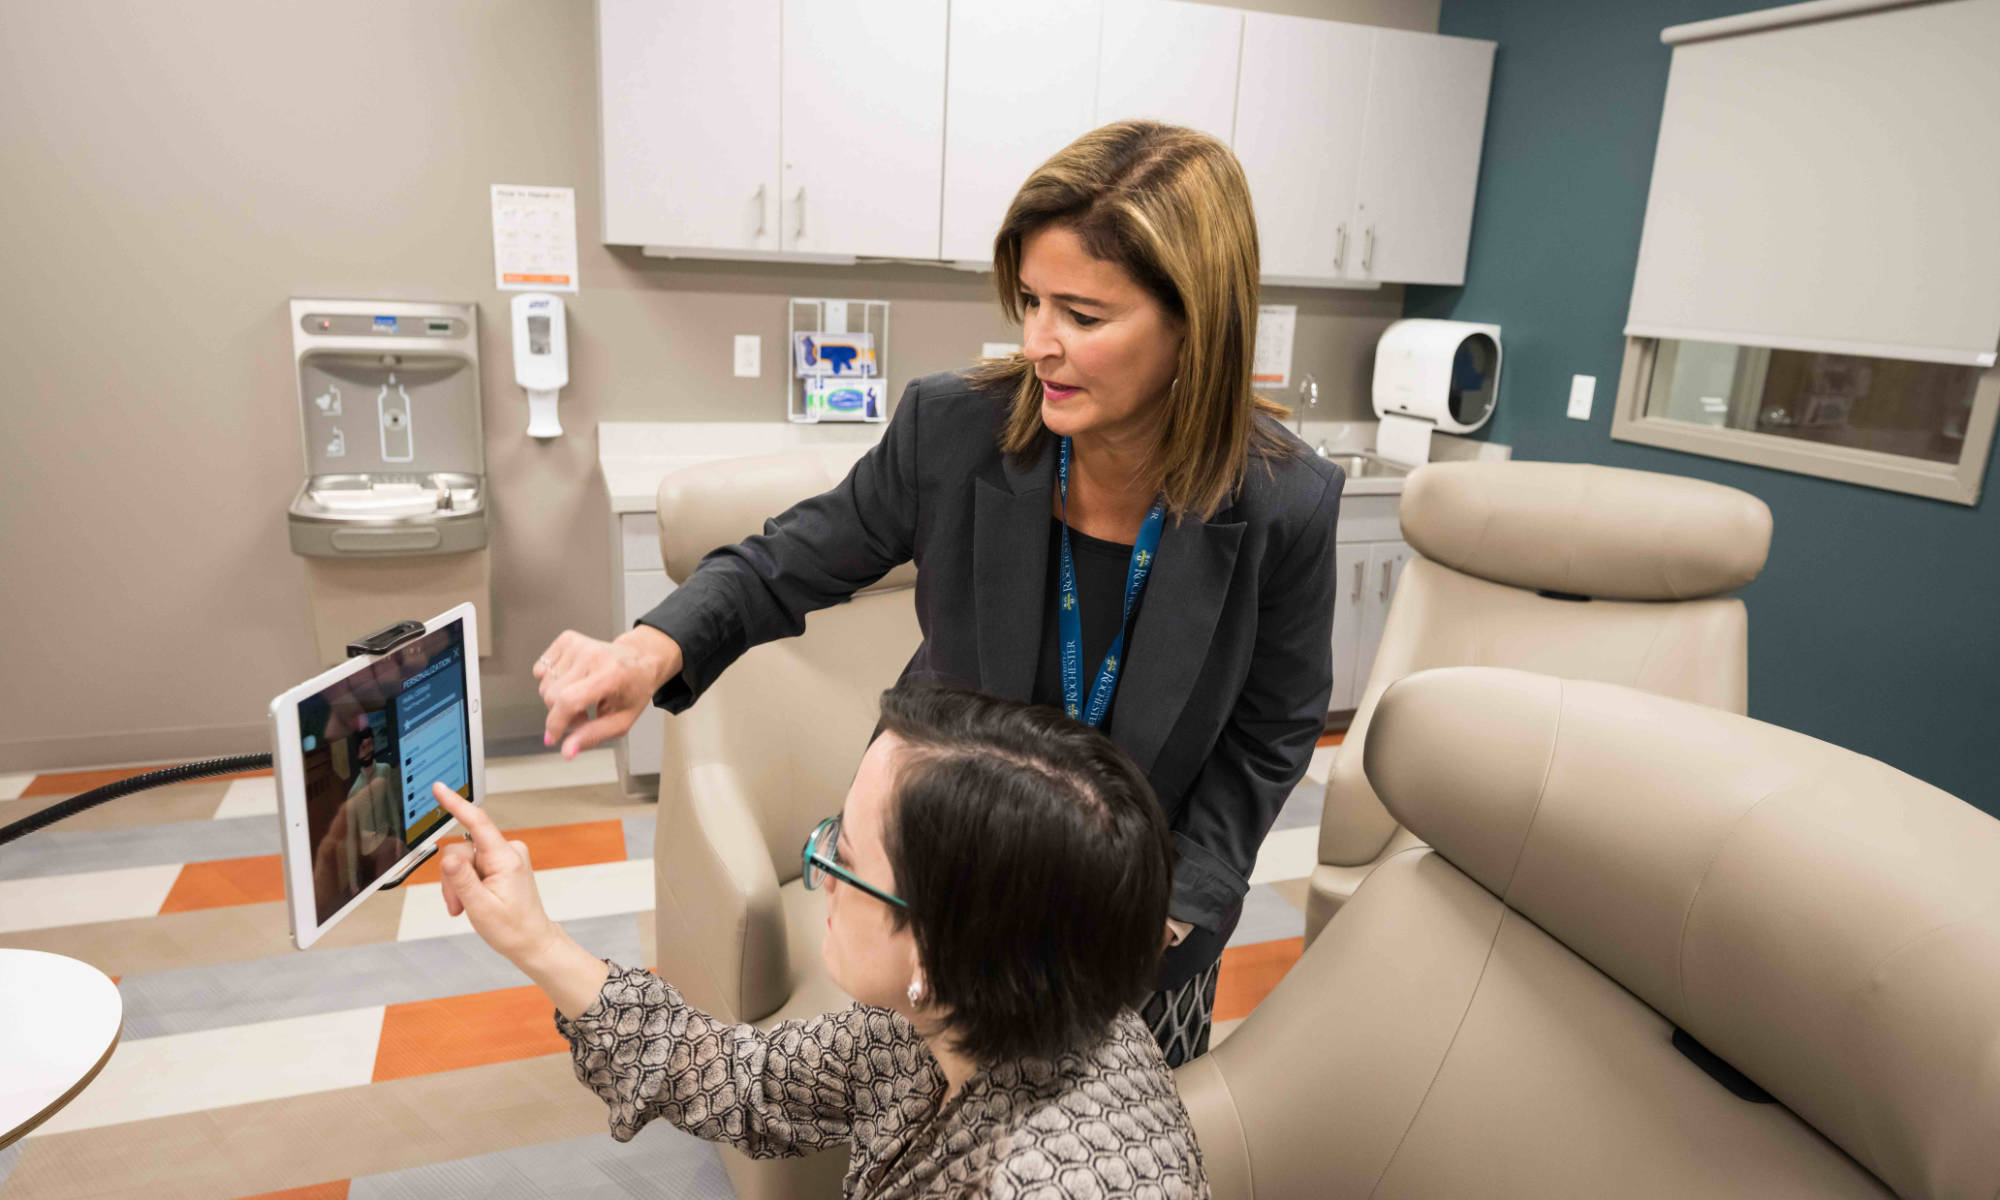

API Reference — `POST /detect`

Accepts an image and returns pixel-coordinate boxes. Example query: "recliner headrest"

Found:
[1398,461,1772,600]
[1364,666,2000,1200]
[654,448,917,594]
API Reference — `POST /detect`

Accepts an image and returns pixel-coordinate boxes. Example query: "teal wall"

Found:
[1406,0,1999,807]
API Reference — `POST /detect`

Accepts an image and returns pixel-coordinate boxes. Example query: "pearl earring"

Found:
[907,976,926,1007]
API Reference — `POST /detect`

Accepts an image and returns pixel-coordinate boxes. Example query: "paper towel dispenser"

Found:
[1373,319,1502,434]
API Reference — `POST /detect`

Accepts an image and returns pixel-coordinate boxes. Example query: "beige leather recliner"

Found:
[1309,460,1773,941]
[1181,666,2000,1199]
[649,448,922,1200]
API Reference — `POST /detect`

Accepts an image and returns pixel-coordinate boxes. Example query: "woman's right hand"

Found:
[535,626,684,759]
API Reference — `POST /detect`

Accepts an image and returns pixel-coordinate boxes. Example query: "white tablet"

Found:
[267,604,484,949]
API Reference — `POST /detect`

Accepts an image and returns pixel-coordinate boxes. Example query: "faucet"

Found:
[1296,374,1329,457]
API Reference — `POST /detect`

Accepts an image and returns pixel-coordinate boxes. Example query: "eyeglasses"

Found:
[802,815,907,909]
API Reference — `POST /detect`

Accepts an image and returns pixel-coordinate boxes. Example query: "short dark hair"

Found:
[876,683,1172,1064]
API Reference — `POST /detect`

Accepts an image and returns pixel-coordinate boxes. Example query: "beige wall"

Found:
[0,0,1431,771]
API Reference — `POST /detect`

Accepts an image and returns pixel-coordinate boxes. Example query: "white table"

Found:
[1,949,122,1148]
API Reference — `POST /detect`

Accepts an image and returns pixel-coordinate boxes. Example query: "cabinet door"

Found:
[940,0,1102,265]
[1329,542,1371,711]
[1353,539,1416,697]
[599,0,781,250]
[781,0,947,260]
[1233,13,1374,283]
[1095,0,1243,142]
[1350,29,1495,286]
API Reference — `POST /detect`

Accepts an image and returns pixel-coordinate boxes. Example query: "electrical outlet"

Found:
[1567,374,1596,421]
[733,335,761,378]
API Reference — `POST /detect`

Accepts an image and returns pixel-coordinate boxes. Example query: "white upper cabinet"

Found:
[940,0,1103,266]
[781,0,948,260]
[1095,0,1243,142]
[1233,12,1374,283]
[598,0,781,252]
[1350,29,1496,286]
[598,0,1493,285]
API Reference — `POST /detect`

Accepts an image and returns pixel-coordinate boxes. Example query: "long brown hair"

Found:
[967,120,1291,520]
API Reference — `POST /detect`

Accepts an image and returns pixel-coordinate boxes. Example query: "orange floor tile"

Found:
[21,764,273,797]
[160,854,289,913]
[1213,936,1306,1023]
[235,1182,351,1200]
[372,983,572,1082]
[146,818,633,917]
[395,818,631,886]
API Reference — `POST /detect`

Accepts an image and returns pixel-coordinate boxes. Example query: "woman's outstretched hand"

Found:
[431,783,613,1018]
[534,627,684,760]
[432,783,556,968]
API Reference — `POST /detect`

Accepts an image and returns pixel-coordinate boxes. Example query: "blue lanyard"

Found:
[1057,436,1167,728]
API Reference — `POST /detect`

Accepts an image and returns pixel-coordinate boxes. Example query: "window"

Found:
[1611,339,1999,504]
[1610,0,2000,503]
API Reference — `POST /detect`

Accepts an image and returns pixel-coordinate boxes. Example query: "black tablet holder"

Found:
[347,619,452,891]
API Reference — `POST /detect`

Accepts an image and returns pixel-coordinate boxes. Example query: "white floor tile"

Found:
[0,864,185,935]
[213,775,277,819]
[1247,827,1319,887]
[0,772,33,801]
[485,749,617,794]
[1306,744,1338,785]
[395,856,656,942]
[34,1005,385,1136]
[202,750,618,822]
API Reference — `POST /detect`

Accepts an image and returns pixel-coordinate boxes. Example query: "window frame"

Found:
[1609,337,2000,506]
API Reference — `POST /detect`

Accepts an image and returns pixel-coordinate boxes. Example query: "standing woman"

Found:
[535,121,1343,1063]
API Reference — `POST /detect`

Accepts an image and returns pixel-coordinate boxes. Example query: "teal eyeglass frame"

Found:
[802,815,908,909]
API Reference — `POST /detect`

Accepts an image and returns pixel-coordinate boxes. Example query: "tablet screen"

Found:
[292,620,472,925]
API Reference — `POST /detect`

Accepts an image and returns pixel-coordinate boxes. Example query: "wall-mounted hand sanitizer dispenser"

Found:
[512,293,568,439]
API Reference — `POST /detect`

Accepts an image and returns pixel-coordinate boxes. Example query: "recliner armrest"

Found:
[1174,1054,1254,1200]
[653,760,790,1024]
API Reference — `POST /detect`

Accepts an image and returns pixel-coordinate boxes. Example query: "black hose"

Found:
[0,754,275,846]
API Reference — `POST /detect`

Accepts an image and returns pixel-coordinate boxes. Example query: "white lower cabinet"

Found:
[1332,537,1414,713]
[617,531,676,788]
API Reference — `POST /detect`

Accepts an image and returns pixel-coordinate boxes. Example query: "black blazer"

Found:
[639,370,1343,943]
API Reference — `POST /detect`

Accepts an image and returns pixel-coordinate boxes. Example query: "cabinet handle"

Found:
[795,187,807,240]
[1379,560,1393,600]
[1334,223,1348,272]
[1351,560,1365,602]
[1362,226,1376,273]
[755,184,766,237]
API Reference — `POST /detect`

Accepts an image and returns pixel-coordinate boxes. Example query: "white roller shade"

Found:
[1625,0,2000,367]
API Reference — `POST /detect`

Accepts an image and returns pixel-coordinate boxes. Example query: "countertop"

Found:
[599,420,886,513]
[598,419,1508,513]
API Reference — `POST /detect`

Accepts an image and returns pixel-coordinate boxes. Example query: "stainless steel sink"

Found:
[1322,452,1411,478]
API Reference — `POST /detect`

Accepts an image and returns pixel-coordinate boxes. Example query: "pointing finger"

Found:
[431,783,507,860]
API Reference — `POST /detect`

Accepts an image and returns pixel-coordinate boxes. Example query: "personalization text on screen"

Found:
[395,642,468,829]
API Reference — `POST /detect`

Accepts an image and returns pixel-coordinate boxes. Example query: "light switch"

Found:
[733,335,761,378]
[982,341,1021,359]
[1567,374,1596,421]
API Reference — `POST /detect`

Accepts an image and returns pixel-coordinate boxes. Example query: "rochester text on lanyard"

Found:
[1058,436,1167,728]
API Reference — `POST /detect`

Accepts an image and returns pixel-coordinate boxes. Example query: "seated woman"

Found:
[428,684,1209,1198]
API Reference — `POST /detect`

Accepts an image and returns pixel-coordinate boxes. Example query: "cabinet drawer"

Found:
[620,513,664,573]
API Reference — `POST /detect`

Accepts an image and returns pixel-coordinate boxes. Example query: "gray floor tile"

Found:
[1269,775,1326,833]
[348,1123,733,1200]
[118,913,646,1039]
[0,815,280,881]
[1227,882,1306,949]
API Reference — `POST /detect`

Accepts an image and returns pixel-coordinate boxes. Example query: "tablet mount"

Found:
[0,620,458,900]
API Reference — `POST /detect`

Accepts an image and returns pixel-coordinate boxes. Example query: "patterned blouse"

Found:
[555,961,1210,1199]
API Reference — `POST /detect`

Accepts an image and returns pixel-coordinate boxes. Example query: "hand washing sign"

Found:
[491,184,579,293]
